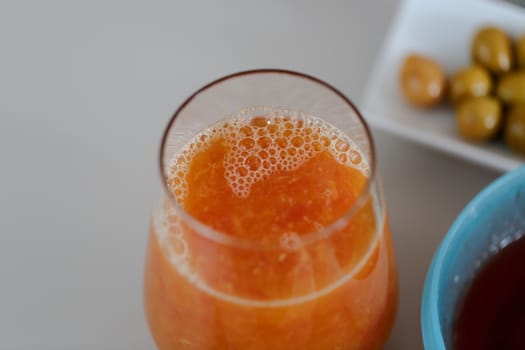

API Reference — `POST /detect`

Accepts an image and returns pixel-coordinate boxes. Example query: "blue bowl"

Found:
[421,165,525,349]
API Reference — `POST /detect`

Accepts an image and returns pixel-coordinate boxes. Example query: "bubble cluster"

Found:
[279,232,303,251]
[154,202,189,264]
[166,125,224,201]
[167,107,369,200]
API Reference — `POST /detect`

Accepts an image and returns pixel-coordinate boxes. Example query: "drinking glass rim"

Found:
[159,69,378,250]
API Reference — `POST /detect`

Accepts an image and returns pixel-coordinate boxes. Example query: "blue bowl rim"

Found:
[421,164,525,350]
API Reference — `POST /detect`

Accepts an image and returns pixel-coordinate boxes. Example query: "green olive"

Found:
[516,35,525,69]
[456,97,502,141]
[497,72,525,104]
[471,26,512,74]
[504,104,525,154]
[449,65,492,104]
[399,54,446,107]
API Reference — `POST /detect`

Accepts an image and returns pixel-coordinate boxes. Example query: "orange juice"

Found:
[145,113,397,350]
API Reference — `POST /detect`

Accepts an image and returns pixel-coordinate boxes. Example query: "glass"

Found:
[144,70,398,350]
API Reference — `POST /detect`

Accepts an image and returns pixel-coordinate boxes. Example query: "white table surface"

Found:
[0,1,500,349]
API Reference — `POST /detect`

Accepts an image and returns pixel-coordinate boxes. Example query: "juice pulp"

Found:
[145,113,397,350]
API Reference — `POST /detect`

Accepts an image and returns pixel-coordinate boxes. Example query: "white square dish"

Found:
[361,0,525,172]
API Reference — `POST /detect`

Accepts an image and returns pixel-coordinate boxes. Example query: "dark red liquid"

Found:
[454,235,525,350]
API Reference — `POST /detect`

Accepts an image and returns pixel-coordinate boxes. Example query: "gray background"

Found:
[0,1,499,349]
